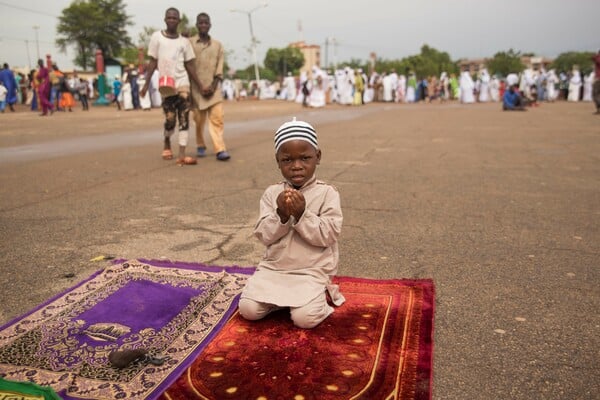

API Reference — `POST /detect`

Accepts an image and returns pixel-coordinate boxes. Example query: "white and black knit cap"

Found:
[274,117,318,153]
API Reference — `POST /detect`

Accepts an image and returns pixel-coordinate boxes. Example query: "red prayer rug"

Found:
[160,277,435,400]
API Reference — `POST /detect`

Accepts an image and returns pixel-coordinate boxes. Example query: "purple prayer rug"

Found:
[0,259,254,400]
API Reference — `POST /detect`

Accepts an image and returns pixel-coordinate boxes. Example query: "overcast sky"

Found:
[1,0,598,71]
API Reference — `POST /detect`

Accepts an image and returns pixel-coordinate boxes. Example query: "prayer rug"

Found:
[0,259,254,400]
[160,277,435,400]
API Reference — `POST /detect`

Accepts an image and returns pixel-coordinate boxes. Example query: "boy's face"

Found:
[196,15,211,34]
[164,10,180,31]
[276,140,321,188]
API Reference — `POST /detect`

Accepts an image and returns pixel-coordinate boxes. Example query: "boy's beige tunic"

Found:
[242,176,345,308]
[188,35,223,110]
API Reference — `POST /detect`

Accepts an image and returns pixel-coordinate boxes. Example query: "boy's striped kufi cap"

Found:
[274,117,318,152]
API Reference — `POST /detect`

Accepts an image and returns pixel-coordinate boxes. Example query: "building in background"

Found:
[289,41,321,74]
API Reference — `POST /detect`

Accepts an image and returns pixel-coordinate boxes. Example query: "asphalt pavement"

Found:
[0,100,598,399]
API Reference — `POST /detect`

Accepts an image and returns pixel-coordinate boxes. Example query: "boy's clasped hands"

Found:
[276,188,305,223]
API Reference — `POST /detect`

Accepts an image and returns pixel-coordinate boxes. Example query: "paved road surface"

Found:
[1,100,598,399]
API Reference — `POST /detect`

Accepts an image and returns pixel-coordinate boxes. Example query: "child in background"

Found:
[239,118,345,329]
[112,76,122,111]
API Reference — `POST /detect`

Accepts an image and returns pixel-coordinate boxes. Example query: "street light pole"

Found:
[33,25,40,60]
[230,3,267,90]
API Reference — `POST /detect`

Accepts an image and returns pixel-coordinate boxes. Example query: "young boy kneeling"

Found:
[239,118,345,329]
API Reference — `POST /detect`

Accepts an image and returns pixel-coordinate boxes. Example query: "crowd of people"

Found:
[0,61,95,114]
[235,58,599,113]
[2,51,600,116]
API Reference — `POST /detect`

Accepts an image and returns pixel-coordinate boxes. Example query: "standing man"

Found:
[0,63,18,112]
[141,7,203,166]
[189,12,231,161]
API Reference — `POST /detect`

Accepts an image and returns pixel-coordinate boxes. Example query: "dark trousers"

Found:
[162,92,191,134]
[80,94,89,110]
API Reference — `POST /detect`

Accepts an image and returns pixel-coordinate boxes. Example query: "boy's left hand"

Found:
[285,189,305,220]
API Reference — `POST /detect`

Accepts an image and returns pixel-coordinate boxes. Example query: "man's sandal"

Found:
[176,156,197,166]
[162,149,173,160]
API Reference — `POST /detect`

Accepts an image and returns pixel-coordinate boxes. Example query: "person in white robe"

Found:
[459,70,475,103]
[582,71,594,102]
[546,69,560,101]
[308,66,326,107]
[121,72,133,110]
[536,68,547,101]
[363,71,376,103]
[88,79,94,100]
[150,69,162,107]
[382,72,394,102]
[137,74,152,110]
[336,67,353,105]
[478,68,491,102]
[568,67,582,102]
[259,80,277,100]
[396,74,407,103]
[327,72,337,103]
[309,77,326,107]
[221,78,235,101]
[545,69,559,102]
[295,71,308,104]
[520,67,535,99]
[331,69,343,104]
[489,74,500,102]
[282,72,296,101]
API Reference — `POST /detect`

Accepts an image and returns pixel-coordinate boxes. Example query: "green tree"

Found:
[232,65,276,82]
[118,47,143,66]
[372,45,458,78]
[486,49,525,77]
[56,0,133,70]
[343,58,368,71]
[263,47,305,80]
[551,51,594,75]
[178,13,198,37]
[137,26,158,48]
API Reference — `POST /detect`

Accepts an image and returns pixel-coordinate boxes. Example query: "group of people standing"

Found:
[0,60,94,115]
[111,65,154,111]
[502,51,600,112]
[275,64,598,110]
[138,8,230,166]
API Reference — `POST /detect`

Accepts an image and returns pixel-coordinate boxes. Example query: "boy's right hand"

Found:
[276,191,290,223]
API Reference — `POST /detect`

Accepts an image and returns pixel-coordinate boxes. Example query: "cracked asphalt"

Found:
[0,100,598,399]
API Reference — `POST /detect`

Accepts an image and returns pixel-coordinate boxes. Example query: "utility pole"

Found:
[230,2,268,89]
[33,25,40,60]
[330,37,338,70]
